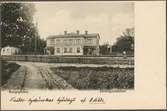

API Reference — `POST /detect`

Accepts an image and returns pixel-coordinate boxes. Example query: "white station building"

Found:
[46,30,100,56]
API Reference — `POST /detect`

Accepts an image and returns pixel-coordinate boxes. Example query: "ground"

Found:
[2,62,74,90]
[1,61,134,90]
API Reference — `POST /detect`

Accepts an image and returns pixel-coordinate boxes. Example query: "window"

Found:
[64,48,67,53]
[56,48,60,53]
[69,39,73,44]
[49,39,55,45]
[56,39,60,44]
[67,39,70,44]
[69,48,73,53]
[87,39,92,44]
[77,47,80,53]
[63,39,68,44]
[76,39,81,44]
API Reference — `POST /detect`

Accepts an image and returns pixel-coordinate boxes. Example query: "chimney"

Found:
[76,30,79,35]
[85,30,88,35]
[64,30,67,35]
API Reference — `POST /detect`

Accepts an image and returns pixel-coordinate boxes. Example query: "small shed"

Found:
[1,46,21,55]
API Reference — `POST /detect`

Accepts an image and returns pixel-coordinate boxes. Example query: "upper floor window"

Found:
[56,39,60,44]
[49,39,55,44]
[63,39,68,44]
[69,39,73,44]
[87,39,93,44]
[76,39,81,44]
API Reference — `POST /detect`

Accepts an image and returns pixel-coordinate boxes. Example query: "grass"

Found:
[1,60,20,85]
[50,66,134,90]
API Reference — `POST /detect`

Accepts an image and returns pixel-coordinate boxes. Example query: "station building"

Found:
[46,30,100,55]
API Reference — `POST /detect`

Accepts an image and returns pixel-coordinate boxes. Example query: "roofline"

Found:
[46,33,100,40]
[2,46,20,48]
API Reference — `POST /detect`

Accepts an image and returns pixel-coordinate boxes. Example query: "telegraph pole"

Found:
[0,6,1,56]
[0,36,1,87]
[34,33,37,55]
[34,17,38,55]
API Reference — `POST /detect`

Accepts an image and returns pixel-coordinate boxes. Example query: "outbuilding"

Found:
[1,46,21,55]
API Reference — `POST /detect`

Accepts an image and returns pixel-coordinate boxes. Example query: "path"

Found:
[3,62,74,90]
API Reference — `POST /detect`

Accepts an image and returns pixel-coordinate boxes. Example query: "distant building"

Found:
[1,46,21,55]
[46,30,100,55]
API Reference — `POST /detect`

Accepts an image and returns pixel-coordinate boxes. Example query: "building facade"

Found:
[46,30,100,55]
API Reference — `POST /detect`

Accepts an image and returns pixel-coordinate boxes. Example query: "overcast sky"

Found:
[35,2,134,45]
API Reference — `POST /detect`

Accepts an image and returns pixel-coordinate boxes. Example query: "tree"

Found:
[99,42,110,55]
[0,3,46,54]
[112,28,134,55]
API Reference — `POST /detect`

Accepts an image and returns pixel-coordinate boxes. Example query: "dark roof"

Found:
[46,33,100,39]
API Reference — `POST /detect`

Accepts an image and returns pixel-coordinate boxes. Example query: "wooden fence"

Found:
[0,55,134,65]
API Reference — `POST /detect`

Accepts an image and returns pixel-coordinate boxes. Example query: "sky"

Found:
[34,2,134,45]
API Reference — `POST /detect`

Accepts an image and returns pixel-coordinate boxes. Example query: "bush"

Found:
[50,66,134,90]
[1,61,20,85]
